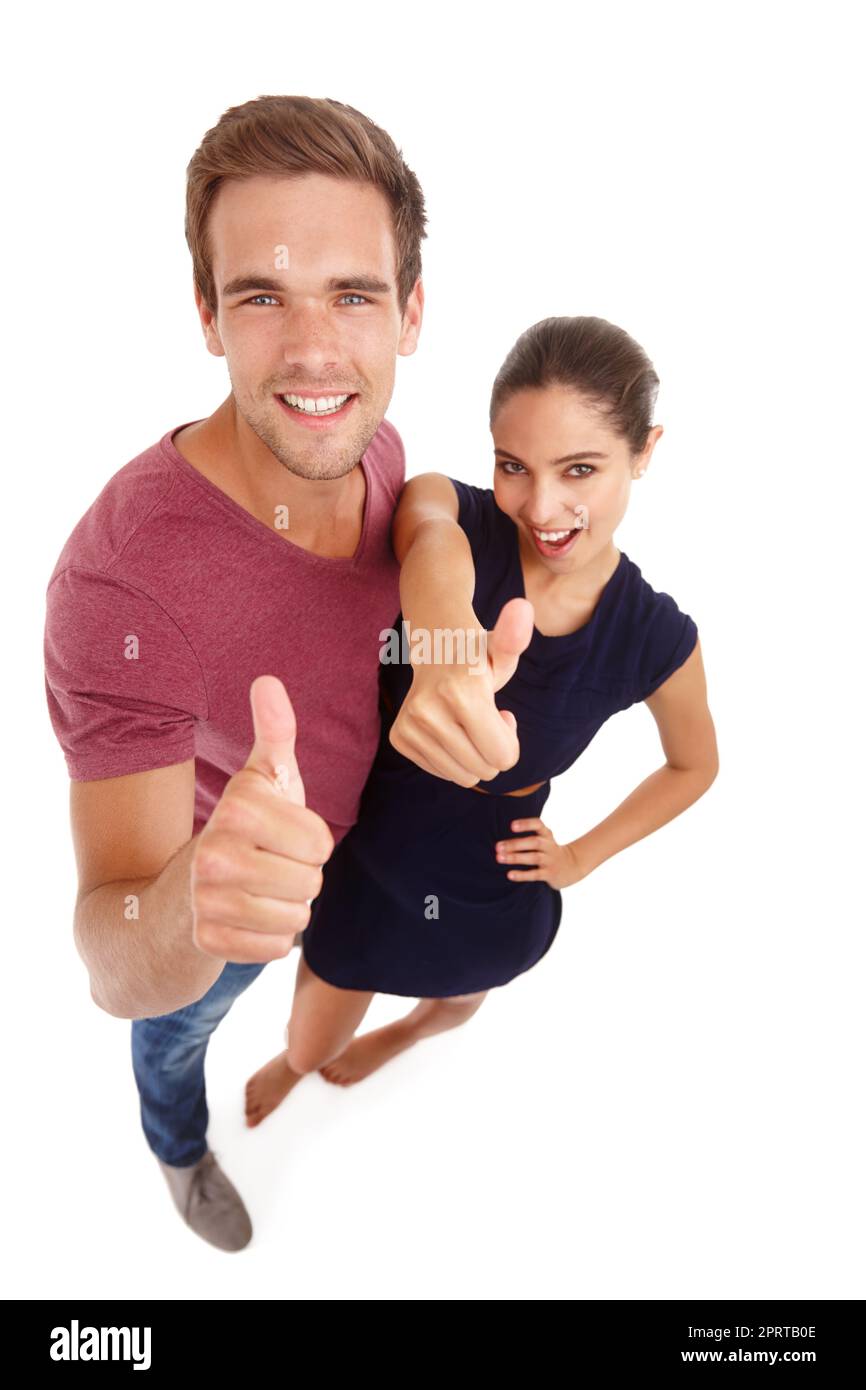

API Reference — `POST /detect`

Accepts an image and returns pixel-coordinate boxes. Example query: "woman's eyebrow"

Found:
[494,447,609,465]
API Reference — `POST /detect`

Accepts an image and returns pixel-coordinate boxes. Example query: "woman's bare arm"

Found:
[566,639,719,878]
[388,473,532,783]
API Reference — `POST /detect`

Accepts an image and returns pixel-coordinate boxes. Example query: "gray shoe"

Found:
[156,1149,253,1252]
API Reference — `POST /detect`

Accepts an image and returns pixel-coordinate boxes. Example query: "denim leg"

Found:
[130,961,267,1167]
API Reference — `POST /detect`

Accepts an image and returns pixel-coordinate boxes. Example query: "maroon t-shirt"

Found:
[43,417,405,844]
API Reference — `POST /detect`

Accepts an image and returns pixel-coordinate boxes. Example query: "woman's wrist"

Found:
[564,837,595,883]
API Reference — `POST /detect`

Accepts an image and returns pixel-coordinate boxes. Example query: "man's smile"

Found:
[274,391,359,428]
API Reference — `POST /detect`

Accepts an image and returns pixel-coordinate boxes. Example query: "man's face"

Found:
[196,172,422,480]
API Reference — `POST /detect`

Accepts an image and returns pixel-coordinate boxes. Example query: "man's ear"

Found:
[398,276,424,358]
[193,280,225,358]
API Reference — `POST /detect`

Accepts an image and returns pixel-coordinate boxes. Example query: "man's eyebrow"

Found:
[494,447,609,465]
[221,273,393,298]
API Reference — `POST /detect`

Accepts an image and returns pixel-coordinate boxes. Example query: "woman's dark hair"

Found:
[489,316,660,455]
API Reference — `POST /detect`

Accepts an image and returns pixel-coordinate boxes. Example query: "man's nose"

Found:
[279,300,341,363]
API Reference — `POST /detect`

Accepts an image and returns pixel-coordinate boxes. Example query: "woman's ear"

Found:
[633,424,664,477]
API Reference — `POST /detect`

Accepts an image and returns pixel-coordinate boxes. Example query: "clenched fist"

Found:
[191,675,335,963]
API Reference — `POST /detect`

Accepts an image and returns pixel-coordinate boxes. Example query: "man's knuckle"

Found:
[317,823,335,861]
[192,919,224,956]
[192,842,230,881]
[274,899,310,932]
[215,793,260,837]
[296,900,313,929]
[192,882,230,919]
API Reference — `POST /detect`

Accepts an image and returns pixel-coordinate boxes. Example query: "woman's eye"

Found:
[497,460,593,477]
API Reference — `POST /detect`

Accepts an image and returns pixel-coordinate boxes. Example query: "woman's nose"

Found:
[527,485,565,526]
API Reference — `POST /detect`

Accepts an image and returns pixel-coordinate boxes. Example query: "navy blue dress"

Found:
[302,478,699,998]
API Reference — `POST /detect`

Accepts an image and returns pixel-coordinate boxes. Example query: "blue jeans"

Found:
[130,960,267,1167]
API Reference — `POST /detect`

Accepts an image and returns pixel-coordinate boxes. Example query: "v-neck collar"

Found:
[161,419,372,569]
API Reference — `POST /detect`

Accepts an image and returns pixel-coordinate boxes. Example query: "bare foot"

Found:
[319,1023,414,1086]
[245,1051,304,1127]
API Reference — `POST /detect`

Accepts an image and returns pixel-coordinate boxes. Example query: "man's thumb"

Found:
[487,598,535,690]
[245,675,306,806]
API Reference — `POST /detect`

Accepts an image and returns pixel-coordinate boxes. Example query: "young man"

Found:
[44,95,524,1253]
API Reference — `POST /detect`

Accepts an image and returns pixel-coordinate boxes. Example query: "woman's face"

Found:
[491,385,662,573]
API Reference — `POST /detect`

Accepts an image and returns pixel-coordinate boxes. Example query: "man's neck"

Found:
[173,397,367,558]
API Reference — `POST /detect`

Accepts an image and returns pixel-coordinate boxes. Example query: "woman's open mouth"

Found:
[528,525,583,558]
[275,391,358,429]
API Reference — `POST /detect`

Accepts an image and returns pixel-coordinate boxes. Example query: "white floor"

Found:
[13,702,862,1300]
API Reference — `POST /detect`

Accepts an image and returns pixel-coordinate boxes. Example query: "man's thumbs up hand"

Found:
[191,676,335,964]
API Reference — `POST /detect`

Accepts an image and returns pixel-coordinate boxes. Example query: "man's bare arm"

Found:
[71,759,221,1020]
[70,678,333,1022]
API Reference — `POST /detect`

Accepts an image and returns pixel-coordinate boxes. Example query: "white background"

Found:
[3,0,863,1299]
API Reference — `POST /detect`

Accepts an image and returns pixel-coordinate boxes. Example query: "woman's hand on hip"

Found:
[495,817,586,889]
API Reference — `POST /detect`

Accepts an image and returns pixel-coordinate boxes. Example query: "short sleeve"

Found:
[44,567,208,781]
[445,476,493,556]
[634,593,699,702]
[378,417,406,504]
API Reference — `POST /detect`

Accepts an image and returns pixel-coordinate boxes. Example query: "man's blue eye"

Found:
[244,293,369,306]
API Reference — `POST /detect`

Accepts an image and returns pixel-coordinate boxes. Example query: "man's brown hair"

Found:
[185,94,428,317]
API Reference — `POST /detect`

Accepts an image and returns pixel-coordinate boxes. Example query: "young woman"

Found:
[245,315,719,1123]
